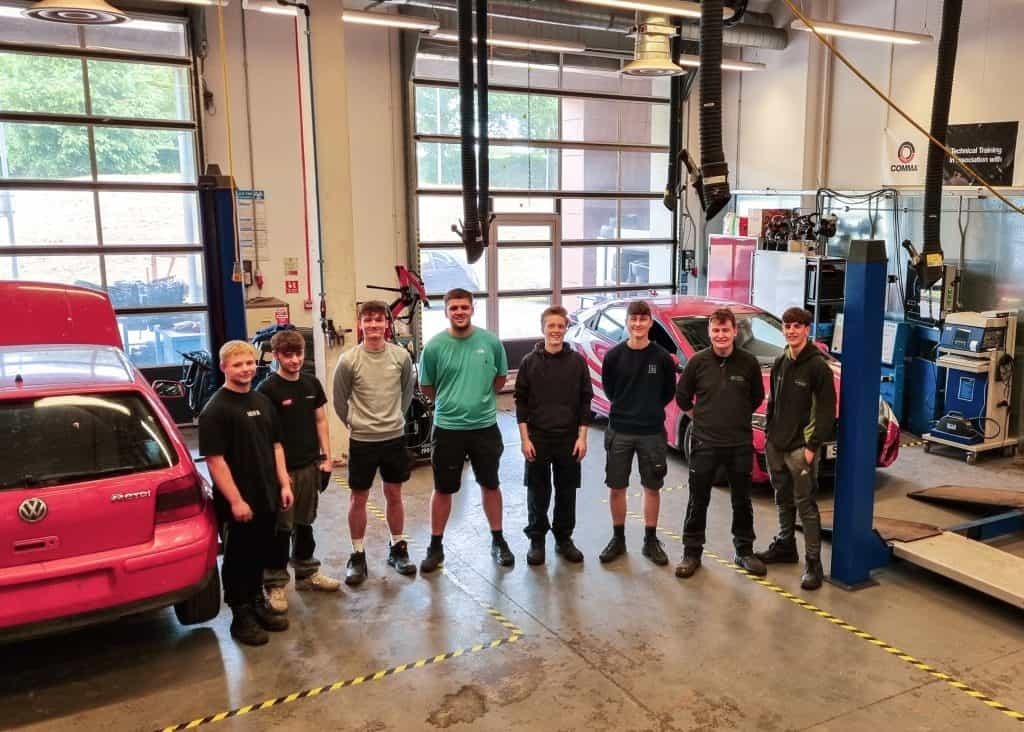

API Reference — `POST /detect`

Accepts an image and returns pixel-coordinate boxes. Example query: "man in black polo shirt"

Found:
[200,340,293,646]
[675,307,766,579]
[598,299,677,566]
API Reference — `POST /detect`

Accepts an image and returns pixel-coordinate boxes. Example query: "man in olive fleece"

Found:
[755,306,836,590]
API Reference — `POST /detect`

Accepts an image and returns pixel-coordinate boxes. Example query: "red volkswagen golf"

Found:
[0,282,220,642]
[565,295,901,483]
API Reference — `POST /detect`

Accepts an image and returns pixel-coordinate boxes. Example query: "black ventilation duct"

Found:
[695,0,731,221]
[920,0,962,287]
[475,0,490,258]
[455,0,483,263]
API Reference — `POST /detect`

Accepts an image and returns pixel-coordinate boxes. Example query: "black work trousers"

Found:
[221,511,276,607]
[682,441,756,557]
[523,436,580,542]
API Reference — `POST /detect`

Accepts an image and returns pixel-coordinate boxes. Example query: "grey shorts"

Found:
[604,428,668,490]
[277,461,320,530]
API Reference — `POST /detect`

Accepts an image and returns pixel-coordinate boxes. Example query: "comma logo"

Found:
[891,141,918,172]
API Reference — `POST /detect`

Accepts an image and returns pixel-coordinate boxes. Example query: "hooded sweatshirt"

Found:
[514,342,592,440]
[765,342,837,452]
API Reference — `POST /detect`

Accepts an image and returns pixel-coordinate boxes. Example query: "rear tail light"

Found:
[156,472,205,524]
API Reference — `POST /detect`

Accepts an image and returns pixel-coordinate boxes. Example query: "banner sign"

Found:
[942,121,1018,186]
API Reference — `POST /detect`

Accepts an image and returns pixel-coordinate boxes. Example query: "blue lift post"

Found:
[199,170,247,360]
[830,240,891,588]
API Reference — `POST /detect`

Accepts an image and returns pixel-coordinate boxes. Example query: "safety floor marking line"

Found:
[901,440,924,447]
[623,509,1024,724]
[153,634,522,732]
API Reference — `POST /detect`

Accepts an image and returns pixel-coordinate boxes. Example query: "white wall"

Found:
[201,6,407,329]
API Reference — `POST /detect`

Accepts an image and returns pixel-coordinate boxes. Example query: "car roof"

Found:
[596,295,766,318]
[0,345,141,396]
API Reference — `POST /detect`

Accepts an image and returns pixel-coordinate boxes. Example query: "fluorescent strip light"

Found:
[342,9,439,31]
[242,0,296,15]
[565,0,733,20]
[430,30,586,54]
[791,19,932,45]
[676,53,765,71]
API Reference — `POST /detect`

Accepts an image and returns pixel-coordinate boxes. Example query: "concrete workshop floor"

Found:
[4,402,1024,732]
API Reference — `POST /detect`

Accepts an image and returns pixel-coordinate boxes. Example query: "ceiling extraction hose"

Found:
[698,0,731,221]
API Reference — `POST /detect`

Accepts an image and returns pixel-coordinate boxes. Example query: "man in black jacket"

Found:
[515,305,592,565]
[598,300,677,566]
[675,308,766,579]
[755,307,837,590]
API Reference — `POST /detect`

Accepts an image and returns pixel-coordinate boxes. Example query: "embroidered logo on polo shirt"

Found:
[247,409,262,417]
[648,364,658,374]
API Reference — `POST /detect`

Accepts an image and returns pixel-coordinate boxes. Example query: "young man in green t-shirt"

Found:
[418,288,511,572]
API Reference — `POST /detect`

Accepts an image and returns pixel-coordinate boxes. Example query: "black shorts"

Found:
[432,424,503,494]
[348,437,410,491]
[604,428,668,490]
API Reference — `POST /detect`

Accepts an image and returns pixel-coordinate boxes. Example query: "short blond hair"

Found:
[219,340,256,365]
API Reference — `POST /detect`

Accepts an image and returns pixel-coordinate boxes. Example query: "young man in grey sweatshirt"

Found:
[332,300,416,583]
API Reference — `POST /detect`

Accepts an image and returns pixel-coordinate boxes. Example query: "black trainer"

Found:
[345,551,368,586]
[734,554,768,576]
[642,537,669,566]
[755,537,800,564]
[387,540,417,576]
[526,538,545,566]
[555,538,584,563]
[252,599,289,632]
[491,538,515,567]
[230,605,269,646]
[598,536,626,564]
[801,558,824,590]
[420,544,445,573]
[675,555,701,578]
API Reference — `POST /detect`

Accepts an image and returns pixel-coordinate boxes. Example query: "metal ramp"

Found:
[892,532,1024,609]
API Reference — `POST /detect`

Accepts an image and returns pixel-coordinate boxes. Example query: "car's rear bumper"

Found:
[0,511,218,642]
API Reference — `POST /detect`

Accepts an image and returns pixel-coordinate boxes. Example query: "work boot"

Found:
[526,538,545,566]
[675,555,701,578]
[642,537,669,566]
[555,538,584,563]
[265,586,288,614]
[387,540,417,576]
[734,554,768,576]
[598,535,626,564]
[296,571,341,592]
[345,551,368,586]
[491,537,515,568]
[229,605,269,646]
[801,558,824,590]
[420,544,445,573]
[252,599,290,632]
[755,537,800,564]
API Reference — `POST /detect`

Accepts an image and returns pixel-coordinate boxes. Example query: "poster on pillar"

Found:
[942,121,1018,187]
[882,126,926,186]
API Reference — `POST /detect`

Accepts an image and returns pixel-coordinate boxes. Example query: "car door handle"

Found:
[13,537,59,553]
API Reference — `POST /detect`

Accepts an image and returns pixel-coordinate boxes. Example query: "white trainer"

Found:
[266,586,289,614]
[297,571,341,592]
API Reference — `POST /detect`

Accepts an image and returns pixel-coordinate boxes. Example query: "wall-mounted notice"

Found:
[237,189,269,262]
[943,121,1018,186]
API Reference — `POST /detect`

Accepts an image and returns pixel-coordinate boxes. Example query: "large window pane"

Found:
[486,59,559,89]
[561,97,617,143]
[83,18,189,58]
[617,244,673,284]
[496,224,551,242]
[492,197,555,213]
[0,122,91,180]
[118,311,209,368]
[488,92,558,140]
[421,300,487,343]
[104,253,206,307]
[99,191,200,245]
[95,127,196,183]
[561,57,621,94]
[562,198,617,240]
[621,152,667,193]
[419,248,486,295]
[620,199,673,239]
[620,102,670,145]
[0,189,97,245]
[562,246,617,289]
[0,52,85,114]
[561,149,617,191]
[498,296,549,339]
[498,247,550,291]
[88,60,192,121]
[490,146,558,190]
[417,195,462,243]
[0,7,79,47]
[621,74,670,99]
[0,253,101,287]
[415,86,460,135]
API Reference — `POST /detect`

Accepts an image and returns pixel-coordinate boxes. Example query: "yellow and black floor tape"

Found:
[624,510,1024,724]
[155,635,522,732]
[901,439,924,448]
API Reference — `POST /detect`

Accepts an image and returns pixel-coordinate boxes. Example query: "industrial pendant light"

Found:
[22,0,128,24]
[623,14,684,77]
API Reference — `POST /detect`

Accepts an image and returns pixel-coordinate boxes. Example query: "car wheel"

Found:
[174,571,222,625]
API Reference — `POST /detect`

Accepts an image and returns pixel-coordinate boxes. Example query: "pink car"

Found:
[566,295,901,484]
[0,282,220,642]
